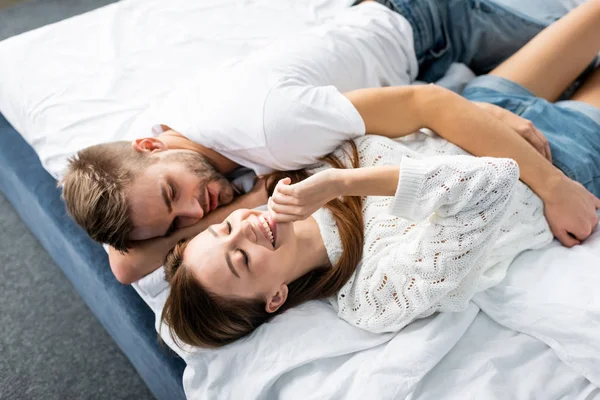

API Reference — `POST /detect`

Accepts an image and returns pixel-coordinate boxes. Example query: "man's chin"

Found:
[219,190,235,206]
[215,182,235,206]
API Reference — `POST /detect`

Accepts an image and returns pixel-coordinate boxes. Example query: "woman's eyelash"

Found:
[226,221,232,233]
[169,183,176,200]
[239,250,249,265]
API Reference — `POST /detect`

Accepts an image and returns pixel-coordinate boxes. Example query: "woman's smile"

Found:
[249,214,275,248]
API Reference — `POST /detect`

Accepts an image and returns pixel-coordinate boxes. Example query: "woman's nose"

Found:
[230,220,256,243]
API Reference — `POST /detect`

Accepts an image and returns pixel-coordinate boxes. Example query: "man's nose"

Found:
[176,199,205,227]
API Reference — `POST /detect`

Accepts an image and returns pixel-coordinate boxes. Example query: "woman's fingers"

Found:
[268,197,300,215]
[271,190,300,206]
[274,178,294,195]
[271,212,302,223]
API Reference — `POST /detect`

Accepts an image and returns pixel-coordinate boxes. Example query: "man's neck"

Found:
[159,129,240,174]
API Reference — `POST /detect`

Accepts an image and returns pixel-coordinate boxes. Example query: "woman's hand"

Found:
[474,102,552,162]
[268,170,342,223]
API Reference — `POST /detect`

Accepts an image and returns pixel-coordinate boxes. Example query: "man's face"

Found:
[127,151,234,241]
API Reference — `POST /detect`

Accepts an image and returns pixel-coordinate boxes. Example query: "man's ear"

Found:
[132,137,168,153]
[265,284,288,314]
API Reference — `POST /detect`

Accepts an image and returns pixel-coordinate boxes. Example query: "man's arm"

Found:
[109,185,268,284]
[346,84,600,246]
[473,101,552,162]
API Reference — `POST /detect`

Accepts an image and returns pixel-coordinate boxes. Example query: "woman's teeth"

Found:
[260,216,274,245]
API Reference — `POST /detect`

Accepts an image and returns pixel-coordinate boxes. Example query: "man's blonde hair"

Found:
[59,141,155,252]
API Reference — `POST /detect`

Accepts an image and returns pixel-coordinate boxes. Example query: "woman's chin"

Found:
[273,221,295,250]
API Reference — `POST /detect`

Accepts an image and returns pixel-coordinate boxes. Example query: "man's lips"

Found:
[208,188,218,212]
[201,188,209,215]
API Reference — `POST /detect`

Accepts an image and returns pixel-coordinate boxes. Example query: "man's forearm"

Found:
[416,86,563,199]
[108,190,267,284]
[350,84,563,199]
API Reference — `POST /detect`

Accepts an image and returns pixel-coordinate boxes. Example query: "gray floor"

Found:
[0,1,155,399]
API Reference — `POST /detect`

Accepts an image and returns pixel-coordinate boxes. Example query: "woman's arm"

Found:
[336,156,520,333]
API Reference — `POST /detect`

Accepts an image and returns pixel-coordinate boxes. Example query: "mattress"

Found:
[1,0,599,398]
[0,113,186,400]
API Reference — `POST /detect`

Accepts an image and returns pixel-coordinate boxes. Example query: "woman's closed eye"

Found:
[207,221,231,238]
[223,221,249,269]
[238,249,249,268]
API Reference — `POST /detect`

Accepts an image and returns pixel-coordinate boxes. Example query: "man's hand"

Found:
[542,175,600,247]
[474,102,552,162]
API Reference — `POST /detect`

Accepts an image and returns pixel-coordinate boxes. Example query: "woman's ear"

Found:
[265,284,288,314]
[132,137,167,153]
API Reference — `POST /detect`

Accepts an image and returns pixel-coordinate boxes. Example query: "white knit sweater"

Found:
[310,133,553,333]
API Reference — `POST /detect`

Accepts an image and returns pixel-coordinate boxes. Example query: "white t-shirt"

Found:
[138,2,417,175]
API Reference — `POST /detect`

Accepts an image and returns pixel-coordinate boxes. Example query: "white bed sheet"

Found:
[1,0,599,398]
[0,0,355,179]
[138,222,600,400]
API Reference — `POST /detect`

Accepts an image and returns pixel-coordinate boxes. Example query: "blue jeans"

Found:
[384,0,565,82]
[463,76,600,198]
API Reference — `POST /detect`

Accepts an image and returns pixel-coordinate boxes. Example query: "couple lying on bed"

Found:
[60,0,600,348]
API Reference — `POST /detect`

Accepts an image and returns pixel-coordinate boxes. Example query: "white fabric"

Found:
[311,134,552,332]
[0,0,357,180]
[136,227,600,399]
[130,2,416,175]
[473,229,600,387]
[410,310,598,400]
[1,0,599,398]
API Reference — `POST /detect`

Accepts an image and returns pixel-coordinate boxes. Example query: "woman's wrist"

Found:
[327,168,350,199]
[332,166,400,198]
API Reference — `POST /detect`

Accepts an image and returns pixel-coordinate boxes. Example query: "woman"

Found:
[161,0,600,348]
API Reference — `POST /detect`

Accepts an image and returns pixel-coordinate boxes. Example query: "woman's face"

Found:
[182,208,297,310]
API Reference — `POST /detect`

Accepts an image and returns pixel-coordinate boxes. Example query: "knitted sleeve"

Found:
[338,155,520,333]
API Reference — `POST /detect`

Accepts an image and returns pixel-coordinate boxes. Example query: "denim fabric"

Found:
[0,113,186,400]
[384,0,564,82]
[463,75,600,198]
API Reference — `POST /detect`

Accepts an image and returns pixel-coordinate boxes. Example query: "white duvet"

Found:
[136,220,600,399]
[0,0,599,398]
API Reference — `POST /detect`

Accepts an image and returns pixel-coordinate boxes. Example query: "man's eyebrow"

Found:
[161,184,173,213]
[208,227,239,279]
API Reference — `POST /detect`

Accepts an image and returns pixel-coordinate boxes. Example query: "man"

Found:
[60,0,597,284]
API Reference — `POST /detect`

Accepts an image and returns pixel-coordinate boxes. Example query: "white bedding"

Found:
[138,226,600,399]
[1,0,599,398]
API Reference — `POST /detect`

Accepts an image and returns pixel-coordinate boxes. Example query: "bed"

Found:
[0,0,598,399]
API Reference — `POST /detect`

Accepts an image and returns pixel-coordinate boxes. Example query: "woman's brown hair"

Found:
[160,141,364,348]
